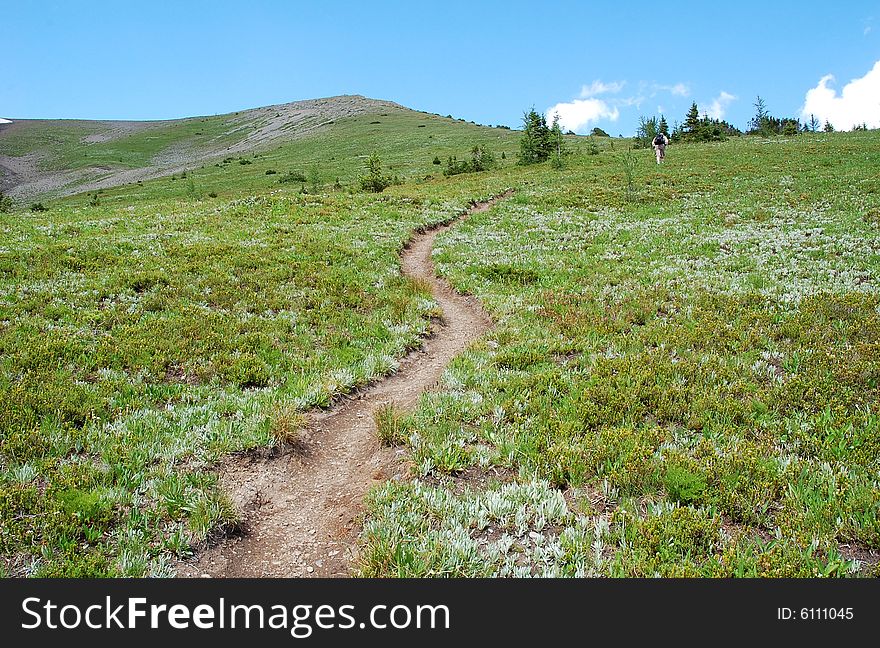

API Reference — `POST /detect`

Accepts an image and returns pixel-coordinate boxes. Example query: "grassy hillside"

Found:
[0,184,508,576]
[0,95,519,202]
[1,103,878,577]
[361,132,880,577]
[69,110,521,206]
[0,117,232,170]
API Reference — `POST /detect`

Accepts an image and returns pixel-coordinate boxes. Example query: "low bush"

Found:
[664,462,708,504]
[359,154,392,193]
[278,170,307,184]
[443,145,496,176]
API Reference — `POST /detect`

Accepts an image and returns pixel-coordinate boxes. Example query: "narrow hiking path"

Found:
[177,191,512,578]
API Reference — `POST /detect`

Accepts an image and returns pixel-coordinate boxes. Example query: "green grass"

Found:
[2,111,879,577]
[0,122,99,159]
[0,178,508,576]
[0,116,242,172]
[57,117,242,171]
[80,111,520,204]
[1,103,522,202]
[358,131,880,578]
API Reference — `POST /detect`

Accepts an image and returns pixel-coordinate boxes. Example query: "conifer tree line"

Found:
[630,95,867,148]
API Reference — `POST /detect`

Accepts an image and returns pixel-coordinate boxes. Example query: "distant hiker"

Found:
[652,132,669,164]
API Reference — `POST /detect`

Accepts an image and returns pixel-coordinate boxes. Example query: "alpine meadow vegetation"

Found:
[1,100,878,579]
[357,128,880,578]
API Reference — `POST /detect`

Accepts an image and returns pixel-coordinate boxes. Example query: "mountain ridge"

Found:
[0,94,412,201]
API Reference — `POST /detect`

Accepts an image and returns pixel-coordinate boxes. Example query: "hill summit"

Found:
[0,95,407,200]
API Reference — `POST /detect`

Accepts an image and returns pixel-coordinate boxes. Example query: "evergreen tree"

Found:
[518,109,552,164]
[359,153,391,192]
[443,146,496,176]
[750,95,769,134]
[550,113,566,164]
[741,96,802,136]
[684,103,701,134]
[823,120,835,133]
[782,120,800,136]
[469,145,495,172]
[635,116,659,148]
[675,102,740,143]
[659,115,669,136]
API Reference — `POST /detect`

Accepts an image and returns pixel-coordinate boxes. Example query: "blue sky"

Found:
[2,1,879,133]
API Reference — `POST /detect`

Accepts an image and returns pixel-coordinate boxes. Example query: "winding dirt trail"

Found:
[177,191,511,578]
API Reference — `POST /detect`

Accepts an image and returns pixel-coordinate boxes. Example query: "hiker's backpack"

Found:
[653,134,665,146]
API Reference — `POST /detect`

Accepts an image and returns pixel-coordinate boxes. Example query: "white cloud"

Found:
[546,98,620,133]
[650,82,690,97]
[705,91,737,120]
[546,77,689,133]
[580,80,625,97]
[616,95,645,108]
[800,60,880,130]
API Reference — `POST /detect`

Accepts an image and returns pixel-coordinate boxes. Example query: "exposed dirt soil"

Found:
[839,542,880,575]
[176,191,511,578]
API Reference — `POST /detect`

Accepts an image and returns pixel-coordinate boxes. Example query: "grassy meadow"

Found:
[0,103,520,202]
[0,116,236,172]
[361,132,880,577]
[1,106,878,577]
[78,111,520,203]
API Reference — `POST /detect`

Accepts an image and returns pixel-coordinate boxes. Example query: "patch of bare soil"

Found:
[423,463,518,497]
[176,191,512,578]
[839,542,880,575]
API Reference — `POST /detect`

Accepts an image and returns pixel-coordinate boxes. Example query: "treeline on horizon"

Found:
[625,95,873,148]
